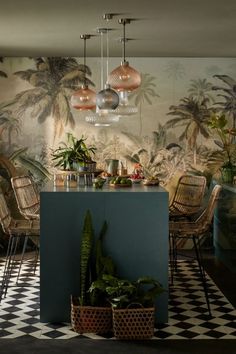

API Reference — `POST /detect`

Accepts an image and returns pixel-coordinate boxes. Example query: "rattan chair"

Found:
[169,175,207,220]
[11,175,40,220]
[169,184,222,316]
[0,187,39,302]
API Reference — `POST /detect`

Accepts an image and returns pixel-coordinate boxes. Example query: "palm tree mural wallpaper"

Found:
[130,73,159,136]
[0,56,235,189]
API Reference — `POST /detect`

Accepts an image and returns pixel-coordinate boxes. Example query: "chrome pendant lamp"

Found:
[85,15,120,127]
[96,26,119,110]
[71,34,96,111]
[108,18,141,92]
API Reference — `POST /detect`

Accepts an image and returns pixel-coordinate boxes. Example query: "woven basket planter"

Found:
[112,306,155,340]
[71,297,112,334]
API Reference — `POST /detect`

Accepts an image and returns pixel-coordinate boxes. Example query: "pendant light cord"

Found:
[106,29,109,83]
[83,37,87,86]
[123,21,126,62]
[100,31,104,90]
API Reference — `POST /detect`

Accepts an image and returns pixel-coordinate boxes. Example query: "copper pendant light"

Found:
[71,34,96,111]
[108,18,141,92]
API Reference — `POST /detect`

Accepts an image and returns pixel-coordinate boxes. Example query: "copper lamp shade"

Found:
[71,85,96,111]
[71,34,96,111]
[108,60,141,92]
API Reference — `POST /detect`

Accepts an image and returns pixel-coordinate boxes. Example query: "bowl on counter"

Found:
[130,178,144,184]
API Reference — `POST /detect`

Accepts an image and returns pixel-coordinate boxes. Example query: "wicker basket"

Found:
[71,297,112,334]
[112,306,155,340]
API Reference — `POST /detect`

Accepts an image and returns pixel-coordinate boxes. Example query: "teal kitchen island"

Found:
[40,183,169,324]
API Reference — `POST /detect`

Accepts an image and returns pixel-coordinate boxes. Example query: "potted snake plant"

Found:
[71,210,116,334]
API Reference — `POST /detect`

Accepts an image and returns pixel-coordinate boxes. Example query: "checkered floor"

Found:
[0,258,236,339]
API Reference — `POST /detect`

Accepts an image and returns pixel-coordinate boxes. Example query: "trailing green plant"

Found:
[89,274,165,309]
[51,133,96,170]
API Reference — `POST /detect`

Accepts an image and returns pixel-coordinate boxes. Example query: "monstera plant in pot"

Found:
[51,133,97,172]
[207,113,236,183]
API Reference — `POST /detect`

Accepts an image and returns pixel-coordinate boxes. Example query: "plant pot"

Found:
[221,166,234,183]
[71,297,112,334]
[86,161,97,172]
[112,306,155,340]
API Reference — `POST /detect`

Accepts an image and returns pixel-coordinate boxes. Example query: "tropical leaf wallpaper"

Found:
[0,56,236,186]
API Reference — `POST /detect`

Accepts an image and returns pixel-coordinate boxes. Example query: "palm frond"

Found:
[12,154,51,179]
[0,71,7,78]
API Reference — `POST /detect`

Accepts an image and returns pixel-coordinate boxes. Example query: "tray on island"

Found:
[143,180,159,186]
[109,183,132,188]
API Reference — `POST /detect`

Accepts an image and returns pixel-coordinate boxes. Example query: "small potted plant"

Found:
[207,113,236,183]
[51,133,96,172]
[89,273,165,339]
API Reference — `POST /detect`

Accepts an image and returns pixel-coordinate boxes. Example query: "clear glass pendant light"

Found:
[85,18,120,127]
[108,18,141,92]
[71,34,96,111]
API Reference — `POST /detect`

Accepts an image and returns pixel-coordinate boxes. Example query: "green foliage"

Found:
[51,133,96,170]
[89,274,165,309]
[207,113,236,168]
[79,213,116,307]
[79,210,94,306]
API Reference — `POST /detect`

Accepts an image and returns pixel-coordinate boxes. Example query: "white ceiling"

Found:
[0,0,236,57]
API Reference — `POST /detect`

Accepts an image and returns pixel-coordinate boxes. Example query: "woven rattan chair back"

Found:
[0,188,12,234]
[169,184,222,317]
[169,175,207,218]
[11,175,40,220]
[169,184,222,237]
[0,187,40,303]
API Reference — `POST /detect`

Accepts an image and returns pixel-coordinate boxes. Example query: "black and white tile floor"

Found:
[0,259,236,339]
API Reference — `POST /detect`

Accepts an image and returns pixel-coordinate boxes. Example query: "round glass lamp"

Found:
[108,60,141,92]
[85,109,120,127]
[112,91,138,116]
[71,85,96,111]
[96,84,119,110]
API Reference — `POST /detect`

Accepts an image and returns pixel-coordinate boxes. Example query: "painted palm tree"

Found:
[188,78,214,103]
[0,110,21,149]
[10,57,94,140]
[165,61,185,104]
[165,97,212,165]
[212,75,236,128]
[0,57,7,78]
[130,73,159,136]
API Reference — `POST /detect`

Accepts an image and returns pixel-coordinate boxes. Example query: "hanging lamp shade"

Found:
[96,83,119,110]
[108,60,141,92]
[112,90,138,116]
[96,26,119,111]
[71,84,96,111]
[108,18,141,92]
[71,34,96,111]
[85,108,120,127]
